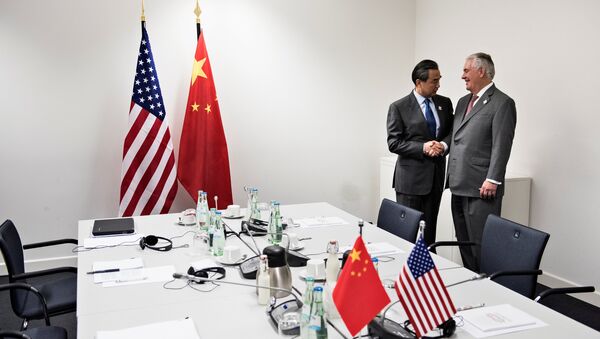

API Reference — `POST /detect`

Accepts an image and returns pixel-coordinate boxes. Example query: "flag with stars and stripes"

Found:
[177,29,233,208]
[395,236,456,338]
[119,22,177,217]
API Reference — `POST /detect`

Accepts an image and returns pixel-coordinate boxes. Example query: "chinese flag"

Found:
[333,236,391,336]
[177,31,233,208]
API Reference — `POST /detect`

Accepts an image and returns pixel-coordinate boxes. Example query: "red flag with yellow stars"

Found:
[333,236,391,336]
[177,31,233,208]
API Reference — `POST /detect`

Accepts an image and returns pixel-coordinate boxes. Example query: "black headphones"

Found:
[139,235,173,251]
[402,318,456,338]
[187,266,226,284]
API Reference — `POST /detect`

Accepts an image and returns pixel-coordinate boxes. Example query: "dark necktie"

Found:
[424,98,437,138]
[465,94,479,117]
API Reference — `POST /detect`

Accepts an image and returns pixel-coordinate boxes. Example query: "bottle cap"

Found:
[372,257,379,263]
[304,276,315,282]
[313,286,323,292]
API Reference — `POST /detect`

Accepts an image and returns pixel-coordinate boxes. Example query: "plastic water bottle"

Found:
[308,286,328,339]
[269,201,283,245]
[300,277,315,339]
[212,211,225,256]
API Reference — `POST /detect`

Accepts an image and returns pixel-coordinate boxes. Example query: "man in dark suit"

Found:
[387,60,454,248]
[447,52,517,272]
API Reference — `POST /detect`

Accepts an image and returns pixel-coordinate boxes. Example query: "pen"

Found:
[457,303,485,312]
[86,268,120,275]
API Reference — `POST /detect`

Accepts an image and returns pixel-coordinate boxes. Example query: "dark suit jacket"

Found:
[447,84,517,197]
[387,92,454,195]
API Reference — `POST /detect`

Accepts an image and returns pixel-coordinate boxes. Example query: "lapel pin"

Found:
[483,99,488,105]
[438,106,442,110]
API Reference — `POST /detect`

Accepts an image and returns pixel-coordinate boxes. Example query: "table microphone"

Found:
[172,272,303,335]
[445,273,488,287]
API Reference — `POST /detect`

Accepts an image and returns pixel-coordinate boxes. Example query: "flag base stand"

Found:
[367,315,415,339]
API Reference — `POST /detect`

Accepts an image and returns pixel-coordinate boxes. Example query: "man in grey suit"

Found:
[447,52,517,272]
[387,60,454,248]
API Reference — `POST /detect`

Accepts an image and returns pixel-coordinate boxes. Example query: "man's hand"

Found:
[479,180,498,199]
[424,141,444,157]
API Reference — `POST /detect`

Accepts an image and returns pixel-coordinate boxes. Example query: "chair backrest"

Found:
[376,198,423,243]
[480,214,550,299]
[0,220,30,317]
[0,220,26,280]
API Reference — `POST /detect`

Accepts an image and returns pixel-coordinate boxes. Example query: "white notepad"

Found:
[96,317,200,339]
[92,257,145,284]
[461,304,538,332]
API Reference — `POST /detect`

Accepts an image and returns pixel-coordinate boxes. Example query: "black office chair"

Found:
[0,283,68,339]
[0,220,77,329]
[535,286,596,303]
[430,214,550,299]
[376,198,423,243]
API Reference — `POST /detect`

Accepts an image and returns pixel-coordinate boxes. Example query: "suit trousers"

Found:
[395,174,444,249]
[451,194,502,272]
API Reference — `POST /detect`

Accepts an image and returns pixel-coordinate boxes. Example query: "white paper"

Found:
[459,304,547,338]
[295,216,348,228]
[102,266,176,287]
[92,258,145,284]
[84,234,143,248]
[96,317,200,339]
[340,242,404,256]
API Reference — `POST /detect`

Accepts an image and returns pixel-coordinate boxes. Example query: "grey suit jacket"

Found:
[387,92,454,195]
[447,84,517,197]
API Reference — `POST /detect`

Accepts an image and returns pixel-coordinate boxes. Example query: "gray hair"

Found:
[467,52,495,80]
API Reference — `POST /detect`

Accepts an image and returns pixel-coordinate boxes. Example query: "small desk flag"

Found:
[395,236,456,337]
[333,236,391,336]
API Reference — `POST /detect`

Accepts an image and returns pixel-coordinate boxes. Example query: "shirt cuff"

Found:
[486,178,502,185]
[441,141,448,153]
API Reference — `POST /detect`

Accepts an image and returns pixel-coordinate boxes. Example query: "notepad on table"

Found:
[461,304,538,332]
[91,257,146,284]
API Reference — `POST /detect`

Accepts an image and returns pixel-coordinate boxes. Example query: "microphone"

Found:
[222,219,260,256]
[241,229,309,267]
[172,272,302,307]
[445,273,488,287]
[173,272,304,335]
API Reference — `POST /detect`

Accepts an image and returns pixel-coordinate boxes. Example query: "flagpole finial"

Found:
[358,219,364,236]
[141,0,146,22]
[194,0,202,24]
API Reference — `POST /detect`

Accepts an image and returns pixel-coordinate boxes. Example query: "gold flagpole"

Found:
[194,0,202,38]
[141,0,146,22]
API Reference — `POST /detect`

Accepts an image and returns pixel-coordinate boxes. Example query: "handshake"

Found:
[424,140,445,157]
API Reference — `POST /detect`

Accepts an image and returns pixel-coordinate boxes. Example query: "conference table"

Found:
[76,202,598,338]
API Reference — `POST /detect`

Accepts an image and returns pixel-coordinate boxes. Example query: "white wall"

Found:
[0,0,415,260]
[414,0,600,289]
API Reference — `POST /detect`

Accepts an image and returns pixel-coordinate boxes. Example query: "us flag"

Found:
[119,22,177,217]
[395,236,456,337]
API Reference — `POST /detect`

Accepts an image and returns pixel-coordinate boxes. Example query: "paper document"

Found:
[96,317,200,339]
[102,266,176,287]
[295,216,348,228]
[340,242,404,256]
[92,257,145,284]
[84,234,142,248]
[459,304,547,338]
